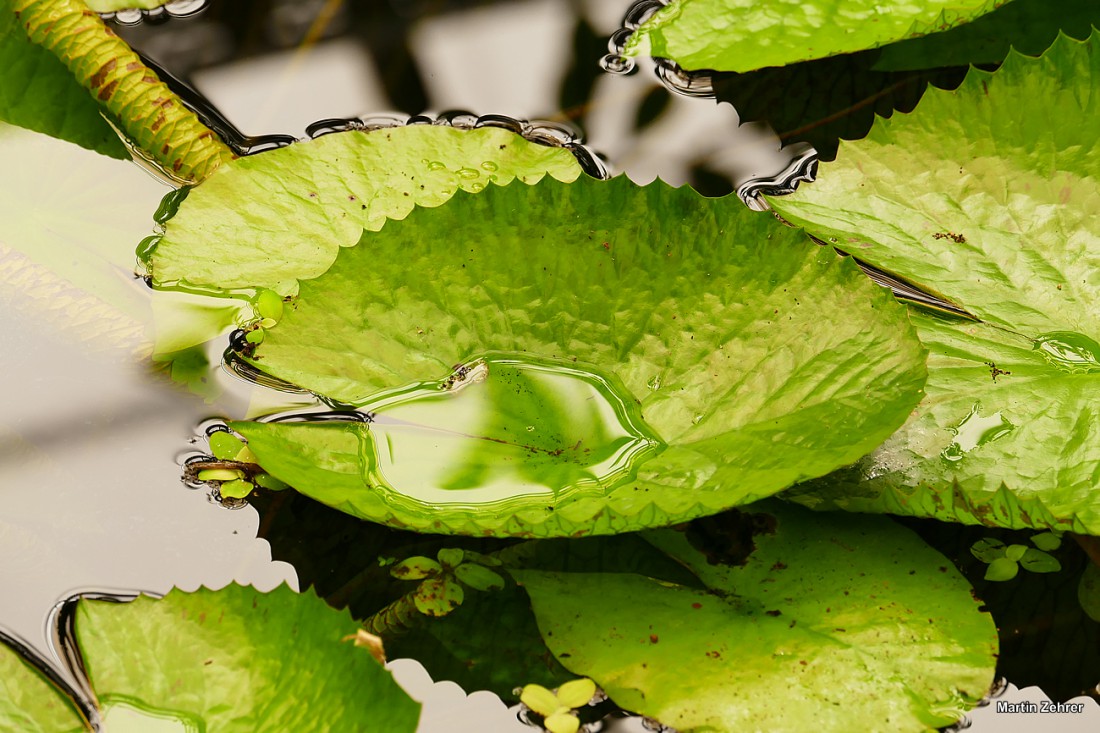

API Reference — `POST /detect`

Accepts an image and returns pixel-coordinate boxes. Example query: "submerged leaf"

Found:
[622,0,1011,73]
[773,33,1100,533]
[78,584,421,732]
[147,125,583,294]
[231,175,926,537]
[515,502,997,732]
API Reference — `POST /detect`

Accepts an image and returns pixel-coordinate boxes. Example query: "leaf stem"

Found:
[362,592,424,637]
[11,0,233,182]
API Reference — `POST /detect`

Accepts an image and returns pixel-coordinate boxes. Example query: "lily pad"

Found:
[76,584,420,732]
[621,0,1010,73]
[0,0,126,158]
[513,502,998,732]
[146,125,583,294]
[0,642,85,732]
[229,175,926,537]
[872,0,1100,71]
[771,33,1100,532]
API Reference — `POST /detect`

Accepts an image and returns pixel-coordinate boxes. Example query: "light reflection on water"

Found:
[0,250,296,705]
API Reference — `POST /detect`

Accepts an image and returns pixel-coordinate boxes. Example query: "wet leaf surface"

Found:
[77,584,421,732]
[773,33,1100,532]
[231,175,926,537]
[514,502,998,733]
[148,125,582,293]
[623,0,1009,73]
[0,643,85,732]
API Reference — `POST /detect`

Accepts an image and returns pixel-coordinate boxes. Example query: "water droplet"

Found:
[163,0,210,19]
[941,405,1014,462]
[335,354,665,508]
[112,9,144,25]
[624,0,667,29]
[456,167,480,180]
[600,54,636,75]
[481,161,499,172]
[427,161,447,172]
[469,182,485,192]
[736,147,819,209]
[692,414,704,425]
[654,60,714,97]
[1033,331,1100,374]
[646,374,662,390]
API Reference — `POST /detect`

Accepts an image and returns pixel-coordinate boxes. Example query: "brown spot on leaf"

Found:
[90,59,116,88]
[97,80,119,101]
[649,634,659,643]
[933,231,966,244]
[985,361,1011,382]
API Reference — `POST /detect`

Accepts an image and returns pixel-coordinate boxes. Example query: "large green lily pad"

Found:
[514,502,998,732]
[771,33,1100,532]
[78,584,420,732]
[146,125,583,294]
[0,585,420,731]
[229,175,926,537]
[709,0,1098,161]
[621,0,1010,73]
[0,0,126,158]
[872,0,1100,71]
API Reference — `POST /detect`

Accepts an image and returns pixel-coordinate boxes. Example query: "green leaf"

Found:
[230,175,926,537]
[86,0,173,10]
[514,502,997,732]
[772,33,1100,533]
[985,557,1020,581]
[148,125,583,294]
[218,478,253,499]
[0,0,126,158]
[710,0,1097,161]
[555,678,596,708]
[520,684,562,717]
[78,584,420,732]
[391,557,442,580]
[1005,544,1028,562]
[412,577,464,617]
[873,0,1100,71]
[545,711,581,733]
[207,431,244,461]
[1019,548,1061,573]
[453,563,505,591]
[1031,532,1062,552]
[436,548,464,568]
[970,538,1006,563]
[11,0,230,182]
[622,0,1011,73]
[0,643,85,732]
